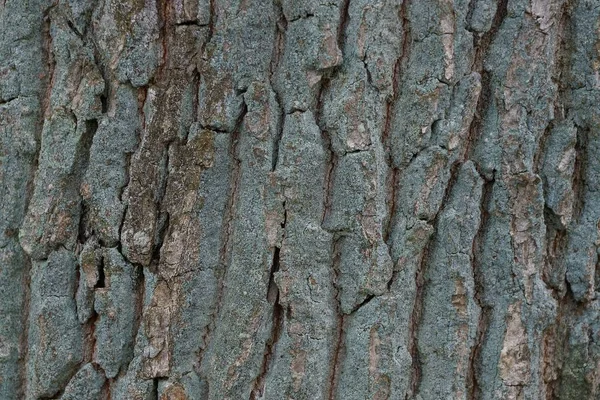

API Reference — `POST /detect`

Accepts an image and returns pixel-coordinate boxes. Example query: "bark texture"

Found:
[1,0,600,399]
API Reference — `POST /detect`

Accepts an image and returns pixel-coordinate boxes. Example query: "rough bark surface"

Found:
[1,0,599,399]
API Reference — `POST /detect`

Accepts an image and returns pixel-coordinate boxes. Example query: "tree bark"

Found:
[1,0,599,399]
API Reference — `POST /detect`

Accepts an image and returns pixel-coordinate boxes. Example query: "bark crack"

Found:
[327,236,345,400]
[409,160,464,398]
[250,226,285,399]
[270,0,287,172]
[467,172,494,400]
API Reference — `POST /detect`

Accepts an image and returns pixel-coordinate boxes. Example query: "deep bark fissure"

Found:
[327,236,345,400]
[156,0,170,79]
[348,294,375,314]
[202,0,217,55]
[270,0,287,172]
[463,0,508,162]
[250,240,285,399]
[470,0,508,73]
[571,126,589,223]
[467,174,495,400]
[337,0,351,51]
[409,160,464,398]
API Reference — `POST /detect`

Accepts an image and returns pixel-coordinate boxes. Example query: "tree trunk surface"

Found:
[1,0,599,399]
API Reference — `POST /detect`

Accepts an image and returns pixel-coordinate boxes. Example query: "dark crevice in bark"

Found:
[465,0,477,33]
[361,58,374,88]
[152,212,170,268]
[467,173,494,400]
[313,44,346,397]
[470,0,508,73]
[131,84,148,204]
[77,200,91,248]
[552,1,573,125]
[73,263,82,313]
[288,13,316,23]
[122,262,146,378]
[595,257,600,294]
[463,0,508,164]
[267,247,281,304]
[250,190,288,398]
[321,136,338,226]
[156,0,171,79]
[119,86,147,230]
[187,70,201,145]
[314,69,347,400]
[348,294,375,315]
[95,255,106,289]
[100,92,108,113]
[84,310,99,364]
[119,152,133,202]
[270,0,287,172]
[58,300,102,400]
[100,369,112,400]
[542,268,576,399]
[327,236,345,400]
[0,95,18,105]
[74,117,99,247]
[117,205,129,256]
[536,2,572,183]
[407,259,424,399]
[149,138,173,270]
[155,141,172,214]
[271,109,285,171]
[397,0,412,76]
[151,377,160,400]
[409,160,463,398]
[90,39,109,115]
[534,121,553,177]
[551,278,581,398]
[40,3,58,120]
[66,18,84,39]
[571,126,588,223]
[175,20,209,27]
[203,0,217,55]
[250,244,284,400]
[78,118,99,173]
[543,4,576,394]
[337,0,351,52]
[383,156,398,247]
[542,208,568,292]
[316,71,338,226]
